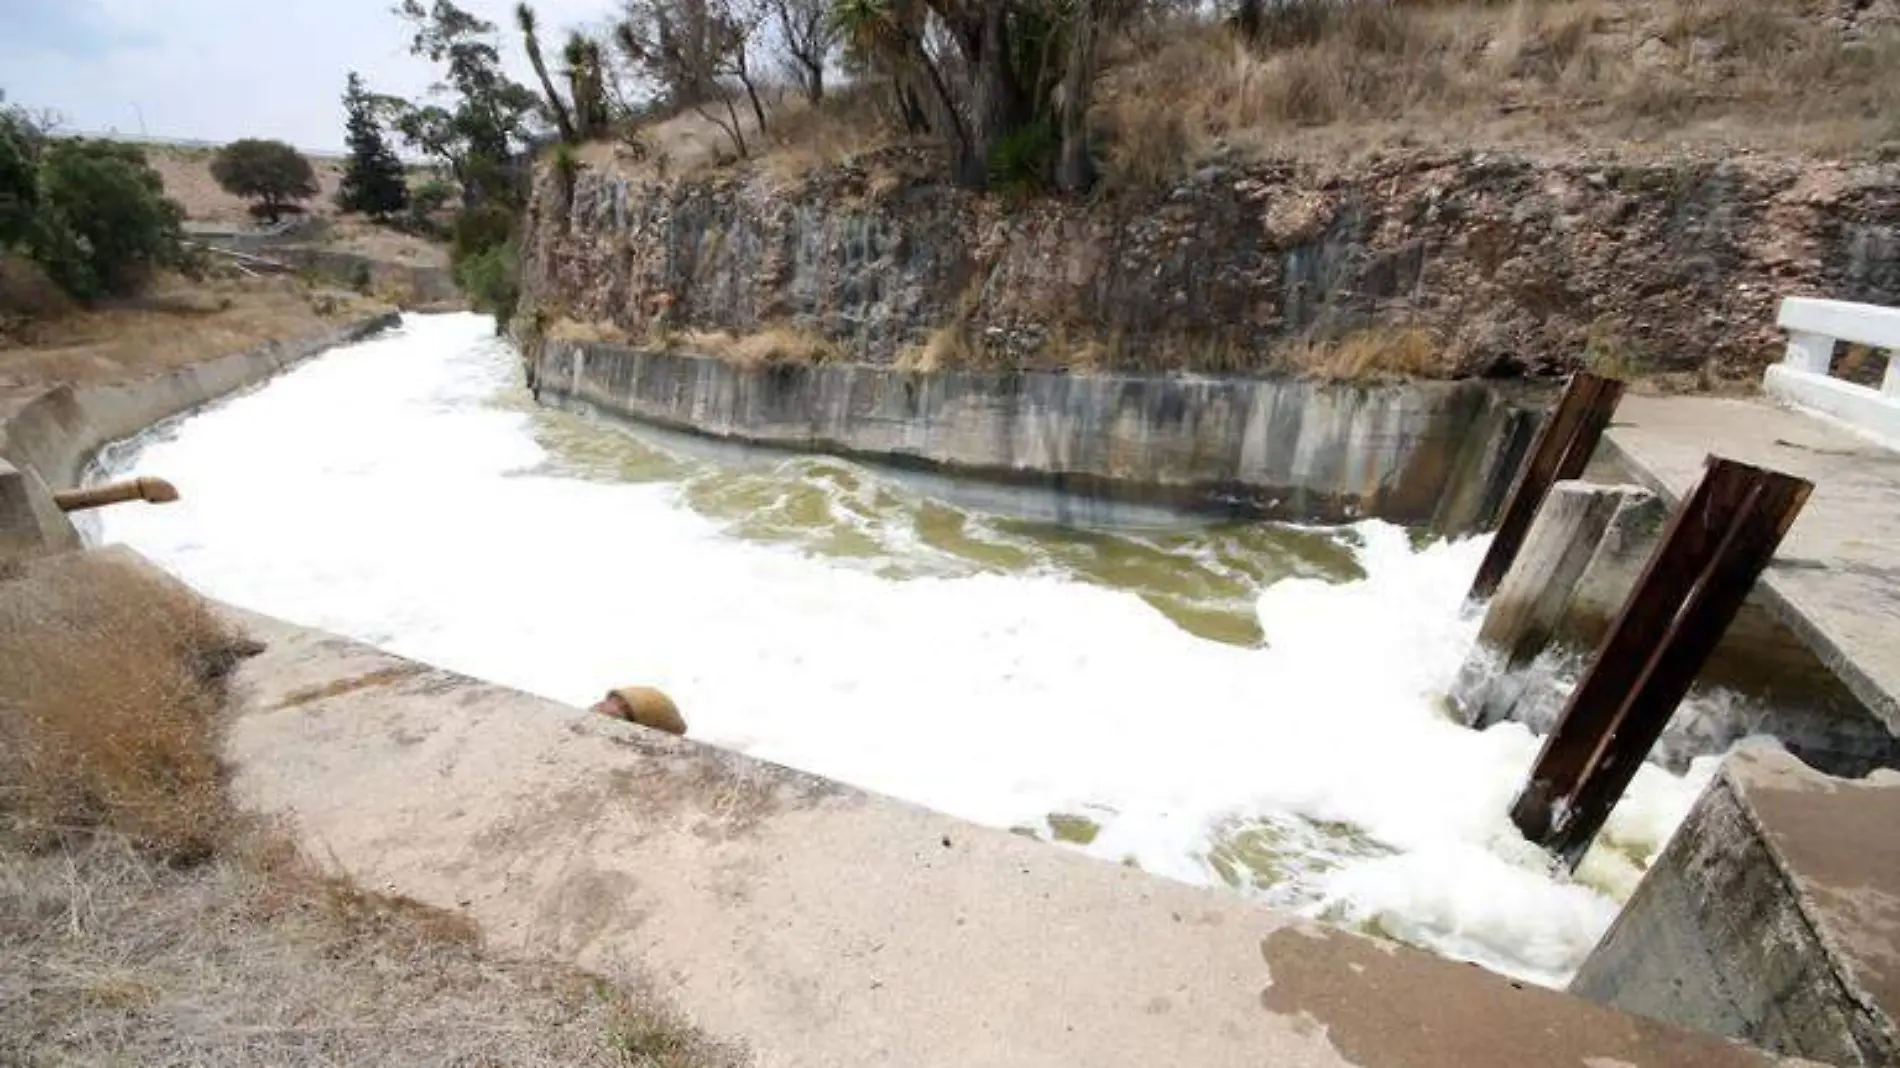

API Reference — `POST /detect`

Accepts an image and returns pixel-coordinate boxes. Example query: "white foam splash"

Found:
[96,312,1724,986]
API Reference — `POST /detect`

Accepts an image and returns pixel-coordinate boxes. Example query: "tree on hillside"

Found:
[387,1,541,326]
[563,32,613,140]
[612,0,728,114]
[211,139,318,223]
[389,0,540,208]
[337,72,410,218]
[613,0,764,156]
[768,0,839,103]
[830,0,1135,192]
[516,4,577,143]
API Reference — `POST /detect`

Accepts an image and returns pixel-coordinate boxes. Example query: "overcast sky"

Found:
[1,0,613,152]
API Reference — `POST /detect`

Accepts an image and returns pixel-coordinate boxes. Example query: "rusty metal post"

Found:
[1469,372,1625,600]
[52,477,179,513]
[1509,457,1812,869]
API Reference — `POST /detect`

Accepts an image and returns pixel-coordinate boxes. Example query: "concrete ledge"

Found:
[1778,297,1900,352]
[222,605,1782,1067]
[0,312,399,560]
[1763,364,1900,452]
[533,339,1538,531]
[1600,395,1900,742]
[283,248,460,308]
[1572,747,1900,1065]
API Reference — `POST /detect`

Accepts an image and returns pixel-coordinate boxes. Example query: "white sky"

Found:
[1,0,614,152]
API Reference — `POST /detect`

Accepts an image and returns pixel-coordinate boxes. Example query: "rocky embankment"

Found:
[518,148,1900,382]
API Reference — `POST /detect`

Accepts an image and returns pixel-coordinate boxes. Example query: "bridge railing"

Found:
[1764,297,1900,448]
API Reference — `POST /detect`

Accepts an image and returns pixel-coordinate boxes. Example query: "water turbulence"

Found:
[95,313,1721,986]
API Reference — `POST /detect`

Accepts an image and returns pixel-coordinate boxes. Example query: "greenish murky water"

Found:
[520,394,1369,650]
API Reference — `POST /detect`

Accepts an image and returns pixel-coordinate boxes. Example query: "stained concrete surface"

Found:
[1572,748,1900,1065]
[533,340,1535,532]
[1602,395,1900,736]
[223,608,1781,1068]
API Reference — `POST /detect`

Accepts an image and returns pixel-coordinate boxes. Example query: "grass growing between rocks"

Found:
[0,551,742,1067]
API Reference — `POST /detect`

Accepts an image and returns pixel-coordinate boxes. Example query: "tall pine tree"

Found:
[336,72,409,217]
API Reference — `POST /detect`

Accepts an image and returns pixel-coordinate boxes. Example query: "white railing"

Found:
[1764,297,1900,448]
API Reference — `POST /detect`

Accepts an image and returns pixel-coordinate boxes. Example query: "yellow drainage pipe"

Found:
[53,477,181,513]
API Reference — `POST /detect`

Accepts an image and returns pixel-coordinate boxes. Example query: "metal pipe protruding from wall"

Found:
[52,477,181,513]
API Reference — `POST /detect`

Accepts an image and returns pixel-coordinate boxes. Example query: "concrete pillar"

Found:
[0,457,81,564]
[1452,481,1658,730]
[1476,481,1648,665]
[1784,330,1835,374]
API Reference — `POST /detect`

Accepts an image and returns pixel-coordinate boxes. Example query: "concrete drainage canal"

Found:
[93,311,1759,988]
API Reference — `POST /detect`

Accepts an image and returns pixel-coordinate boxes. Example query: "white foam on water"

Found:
[96,312,1722,987]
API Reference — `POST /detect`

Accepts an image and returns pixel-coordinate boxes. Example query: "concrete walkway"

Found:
[224,607,1779,1068]
[1603,396,1900,734]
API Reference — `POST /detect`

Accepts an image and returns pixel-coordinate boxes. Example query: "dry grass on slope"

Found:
[0,271,388,399]
[1099,0,1900,185]
[0,552,245,862]
[604,0,1899,193]
[0,553,742,1067]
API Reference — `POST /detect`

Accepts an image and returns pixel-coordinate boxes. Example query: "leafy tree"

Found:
[210,138,319,222]
[390,0,540,209]
[337,72,410,217]
[36,139,183,298]
[0,100,43,246]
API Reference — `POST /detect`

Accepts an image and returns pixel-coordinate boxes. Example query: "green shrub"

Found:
[449,198,520,326]
[396,177,455,239]
[0,106,40,247]
[987,119,1058,195]
[451,202,516,262]
[35,139,184,300]
[455,239,519,325]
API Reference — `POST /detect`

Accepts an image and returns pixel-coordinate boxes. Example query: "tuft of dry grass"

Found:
[895,322,982,373]
[0,552,251,863]
[549,316,634,345]
[1277,327,1452,380]
[0,254,76,343]
[758,86,892,182]
[0,832,745,1067]
[675,324,841,367]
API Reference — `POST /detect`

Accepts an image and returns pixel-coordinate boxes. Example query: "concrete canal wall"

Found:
[532,338,1537,531]
[0,313,399,562]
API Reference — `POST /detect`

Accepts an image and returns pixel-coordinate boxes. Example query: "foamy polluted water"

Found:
[96,313,1723,986]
